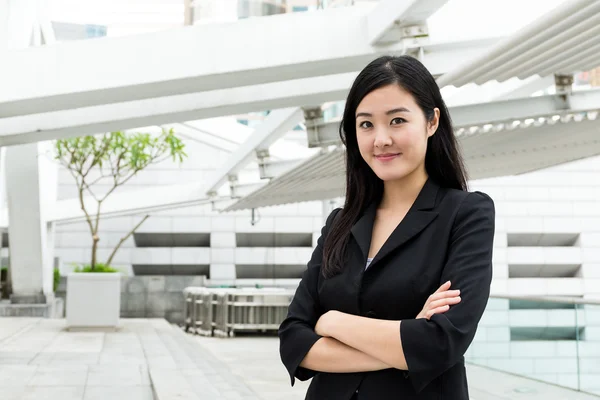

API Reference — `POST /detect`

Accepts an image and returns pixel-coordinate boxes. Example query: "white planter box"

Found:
[66,273,121,329]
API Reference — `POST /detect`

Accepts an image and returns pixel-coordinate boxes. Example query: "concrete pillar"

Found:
[2,0,57,304]
[5,143,57,303]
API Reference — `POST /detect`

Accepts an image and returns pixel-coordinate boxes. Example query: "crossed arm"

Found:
[300,281,460,373]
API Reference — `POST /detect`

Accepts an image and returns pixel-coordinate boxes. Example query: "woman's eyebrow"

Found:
[356,107,411,119]
[386,107,410,115]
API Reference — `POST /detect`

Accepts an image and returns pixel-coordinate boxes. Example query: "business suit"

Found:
[278,179,495,399]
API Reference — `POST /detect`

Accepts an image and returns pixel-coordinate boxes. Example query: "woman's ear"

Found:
[427,108,440,137]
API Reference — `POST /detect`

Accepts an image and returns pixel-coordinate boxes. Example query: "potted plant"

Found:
[55,129,186,329]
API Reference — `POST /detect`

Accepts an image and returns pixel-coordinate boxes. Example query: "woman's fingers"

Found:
[434,280,452,293]
[419,284,461,320]
[430,296,461,310]
[429,289,460,303]
[426,305,450,319]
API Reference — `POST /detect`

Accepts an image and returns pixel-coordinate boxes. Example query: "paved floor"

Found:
[1,318,599,400]
[0,318,258,400]
[190,334,309,400]
[189,332,600,400]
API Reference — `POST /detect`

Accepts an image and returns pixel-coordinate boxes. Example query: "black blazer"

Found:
[278,179,495,399]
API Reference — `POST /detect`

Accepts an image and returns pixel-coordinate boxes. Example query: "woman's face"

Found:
[355,84,439,182]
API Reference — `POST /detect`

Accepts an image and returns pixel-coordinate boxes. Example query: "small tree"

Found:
[55,129,187,272]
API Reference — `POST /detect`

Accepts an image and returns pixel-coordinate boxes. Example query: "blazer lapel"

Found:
[351,179,441,271]
[369,210,438,268]
[350,202,377,263]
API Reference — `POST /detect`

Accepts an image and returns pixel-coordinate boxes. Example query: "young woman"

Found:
[278,55,495,399]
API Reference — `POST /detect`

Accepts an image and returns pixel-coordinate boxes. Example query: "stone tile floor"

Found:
[0,318,257,400]
[1,318,598,400]
[189,332,600,400]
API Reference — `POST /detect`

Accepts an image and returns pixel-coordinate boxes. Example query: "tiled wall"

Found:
[467,155,600,394]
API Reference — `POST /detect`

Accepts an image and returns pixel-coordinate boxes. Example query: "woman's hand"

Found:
[416,281,461,320]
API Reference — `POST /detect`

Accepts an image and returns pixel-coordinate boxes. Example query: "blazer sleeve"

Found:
[400,191,495,393]
[278,207,341,386]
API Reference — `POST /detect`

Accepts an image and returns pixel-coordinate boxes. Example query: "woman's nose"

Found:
[374,129,392,147]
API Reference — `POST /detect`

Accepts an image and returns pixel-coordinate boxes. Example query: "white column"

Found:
[5,145,51,302]
[0,0,57,303]
[2,0,56,304]
[209,232,237,284]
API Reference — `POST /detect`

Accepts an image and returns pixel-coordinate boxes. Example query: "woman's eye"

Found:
[391,117,405,125]
[359,121,373,129]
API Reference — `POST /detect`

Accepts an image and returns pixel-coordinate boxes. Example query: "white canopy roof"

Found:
[1,0,598,221]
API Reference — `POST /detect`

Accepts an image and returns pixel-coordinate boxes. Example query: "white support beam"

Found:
[307,119,340,148]
[306,90,600,144]
[230,182,265,199]
[367,0,449,45]
[48,182,221,223]
[0,37,498,147]
[493,76,554,101]
[164,123,237,153]
[0,4,408,118]
[204,107,305,196]
[450,93,568,127]
[259,159,305,179]
[0,73,354,146]
[178,119,315,162]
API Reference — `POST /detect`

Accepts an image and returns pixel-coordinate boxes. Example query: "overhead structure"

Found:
[1,0,599,220]
[21,86,600,221]
[0,37,498,147]
[0,3,464,119]
[367,0,450,44]
[437,0,600,88]
[304,90,600,147]
[224,147,346,212]
[224,111,600,211]
[492,76,555,102]
[49,183,232,224]
[204,107,307,197]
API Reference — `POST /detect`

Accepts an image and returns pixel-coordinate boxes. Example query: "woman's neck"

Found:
[379,169,428,212]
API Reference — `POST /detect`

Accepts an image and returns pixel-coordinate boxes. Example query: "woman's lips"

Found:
[375,153,400,162]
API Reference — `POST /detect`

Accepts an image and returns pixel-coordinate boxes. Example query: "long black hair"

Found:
[322,55,468,278]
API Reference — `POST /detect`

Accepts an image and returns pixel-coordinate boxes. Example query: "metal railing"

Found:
[183,287,294,337]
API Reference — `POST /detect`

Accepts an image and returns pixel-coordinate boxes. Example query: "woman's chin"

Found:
[375,172,408,182]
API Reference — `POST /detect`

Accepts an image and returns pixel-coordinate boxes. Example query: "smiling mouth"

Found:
[375,153,400,161]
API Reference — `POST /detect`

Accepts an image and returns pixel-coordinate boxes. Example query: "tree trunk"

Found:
[105,215,149,268]
[91,234,99,271]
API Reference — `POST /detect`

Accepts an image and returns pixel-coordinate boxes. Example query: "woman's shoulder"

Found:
[443,187,493,203]
[441,188,495,215]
